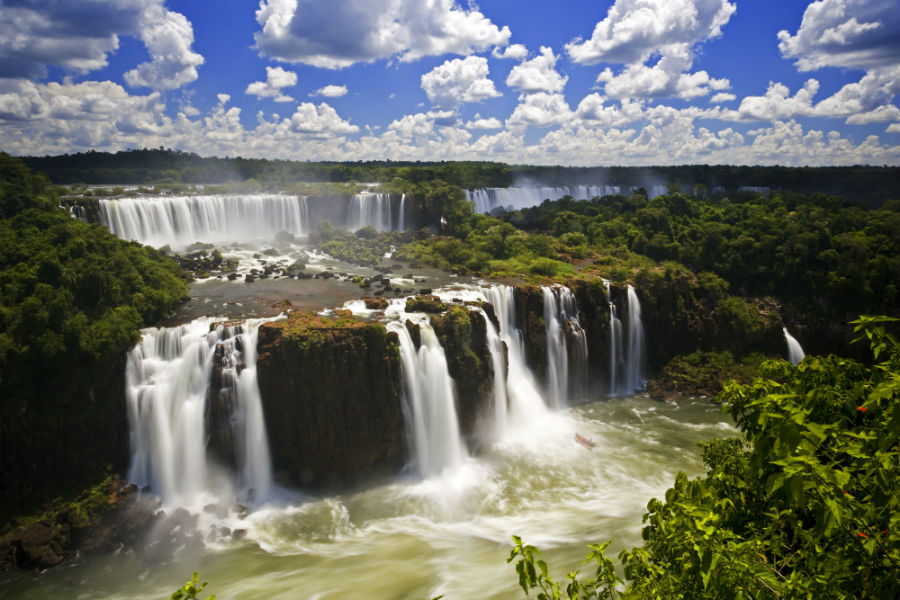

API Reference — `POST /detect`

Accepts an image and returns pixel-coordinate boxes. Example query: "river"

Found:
[1,396,734,599]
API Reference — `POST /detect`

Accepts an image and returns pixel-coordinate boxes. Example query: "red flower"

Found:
[857,406,868,412]
[857,532,869,539]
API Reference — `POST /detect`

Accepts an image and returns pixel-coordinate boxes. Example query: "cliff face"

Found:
[256,311,405,490]
[514,285,547,382]
[0,354,130,517]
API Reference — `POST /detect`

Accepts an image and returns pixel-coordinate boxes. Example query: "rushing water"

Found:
[0,396,734,600]
[126,317,276,508]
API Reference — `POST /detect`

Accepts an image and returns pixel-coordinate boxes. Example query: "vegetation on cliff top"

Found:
[511,316,900,599]
[0,154,188,395]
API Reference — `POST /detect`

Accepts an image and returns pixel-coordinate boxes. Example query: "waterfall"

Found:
[541,286,588,408]
[465,185,669,214]
[783,327,805,365]
[346,192,392,232]
[390,320,467,477]
[484,286,551,424]
[125,317,273,505]
[99,194,309,248]
[606,282,643,396]
[625,285,645,393]
[606,281,623,396]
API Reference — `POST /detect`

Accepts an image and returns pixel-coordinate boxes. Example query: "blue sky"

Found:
[0,0,897,165]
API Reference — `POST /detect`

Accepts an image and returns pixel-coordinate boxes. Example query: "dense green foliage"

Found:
[505,191,899,316]
[0,155,188,394]
[511,316,900,599]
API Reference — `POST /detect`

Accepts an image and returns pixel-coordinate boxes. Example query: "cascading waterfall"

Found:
[483,285,551,430]
[390,320,467,477]
[99,194,309,248]
[625,285,645,393]
[606,282,644,396]
[125,317,273,505]
[476,307,509,434]
[346,192,392,232]
[783,327,806,365]
[542,286,588,408]
[465,185,667,214]
[606,281,624,396]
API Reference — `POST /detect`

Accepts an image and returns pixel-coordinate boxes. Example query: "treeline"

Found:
[21,149,514,190]
[512,164,898,208]
[20,149,899,208]
[0,154,189,514]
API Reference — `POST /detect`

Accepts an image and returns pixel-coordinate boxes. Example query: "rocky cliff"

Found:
[256,311,405,490]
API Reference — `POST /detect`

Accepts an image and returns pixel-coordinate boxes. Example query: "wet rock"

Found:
[405,295,445,313]
[364,298,388,310]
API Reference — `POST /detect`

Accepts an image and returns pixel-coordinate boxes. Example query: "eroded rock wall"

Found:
[256,312,405,490]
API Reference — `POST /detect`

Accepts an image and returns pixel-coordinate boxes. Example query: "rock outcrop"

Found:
[256,311,405,490]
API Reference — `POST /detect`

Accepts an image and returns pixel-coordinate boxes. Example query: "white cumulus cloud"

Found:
[777,0,900,71]
[492,44,528,60]
[312,84,349,98]
[565,0,735,64]
[288,102,358,135]
[566,0,735,100]
[506,92,574,129]
[0,0,203,91]
[254,0,511,69]
[465,115,503,129]
[506,47,568,94]
[245,66,298,102]
[421,56,501,109]
[123,4,204,90]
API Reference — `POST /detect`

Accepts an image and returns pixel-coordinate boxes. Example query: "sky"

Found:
[0,0,898,166]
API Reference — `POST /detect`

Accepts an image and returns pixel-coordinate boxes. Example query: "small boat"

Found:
[575,433,596,450]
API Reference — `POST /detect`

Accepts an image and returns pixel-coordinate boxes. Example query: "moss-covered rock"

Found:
[256,311,405,490]
[405,295,448,313]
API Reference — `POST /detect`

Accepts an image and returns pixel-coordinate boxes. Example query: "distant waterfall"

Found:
[607,283,644,396]
[125,317,273,505]
[346,192,392,232]
[783,328,805,365]
[465,185,667,213]
[390,320,467,477]
[542,286,588,408]
[99,194,309,248]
